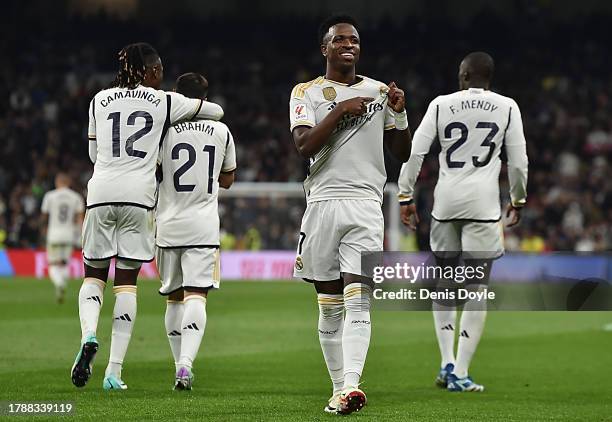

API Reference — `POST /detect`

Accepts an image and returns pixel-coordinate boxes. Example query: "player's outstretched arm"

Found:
[292,96,373,159]
[193,100,224,121]
[383,82,412,162]
[168,91,224,125]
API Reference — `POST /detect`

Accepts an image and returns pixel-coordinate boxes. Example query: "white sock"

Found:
[179,295,207,370]
[106,285,137,378]
[454,286,487,378]
[60,265,70,286]
[432,302,457,368]
[317,294,344,394]
[165,301,184,372]
[78,277,105,341]
[342,283,372,388]
[49,265,66,291]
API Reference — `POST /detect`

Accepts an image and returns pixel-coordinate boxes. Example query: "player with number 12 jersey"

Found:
[72,43,224,392]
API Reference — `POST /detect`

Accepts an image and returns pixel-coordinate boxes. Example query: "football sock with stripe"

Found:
[317,294,345,394]
[165,300,184,372]
[106,285,137,378]
[78,277,105,341]
[433,302,457,368]
[179,295,207,370]
[454,286,487,378]
[342,283,372,388]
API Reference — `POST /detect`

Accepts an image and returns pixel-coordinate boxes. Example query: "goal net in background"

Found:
[215,182,403,280]
[0,183,404,281]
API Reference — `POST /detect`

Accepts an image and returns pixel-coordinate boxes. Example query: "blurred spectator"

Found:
[0,10,610,251]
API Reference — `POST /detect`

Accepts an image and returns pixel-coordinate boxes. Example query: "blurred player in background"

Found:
[289,15,411,414]
[398,52,528,392]
[40,173,84,303]
[71,42,225,391]
[156,73,236,390]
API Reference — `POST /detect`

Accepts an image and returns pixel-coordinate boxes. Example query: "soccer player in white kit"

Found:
[40,173,84,303]
[71,43,225,391]
[398,52,528,392]
[155,73,236,390]
[289,15,412,414]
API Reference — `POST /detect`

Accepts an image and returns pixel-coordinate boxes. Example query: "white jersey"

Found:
[289,76,396,203]
[398,88,528,221]
[87,85,224,209]
[41,187,84,244]
[156,120,236,247]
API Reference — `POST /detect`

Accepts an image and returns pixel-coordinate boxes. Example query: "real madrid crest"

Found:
[322,86,337,101]
[295,256,304,271]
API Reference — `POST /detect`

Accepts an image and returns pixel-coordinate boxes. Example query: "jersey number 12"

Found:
[107,111,153,159]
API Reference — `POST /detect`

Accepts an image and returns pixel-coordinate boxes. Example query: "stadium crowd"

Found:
[0,7,610,251]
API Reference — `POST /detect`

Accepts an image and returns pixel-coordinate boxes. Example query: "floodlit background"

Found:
[0,2,610,420]
[1,0,610,257]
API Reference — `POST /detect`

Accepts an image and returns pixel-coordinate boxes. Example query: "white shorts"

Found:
[294,199,384,281]
[82,205,155,263]
[156,247,221,295]
[430,219,504,259]
[47,244,73,265]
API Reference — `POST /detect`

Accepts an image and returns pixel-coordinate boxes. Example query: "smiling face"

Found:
[321,23,360,72]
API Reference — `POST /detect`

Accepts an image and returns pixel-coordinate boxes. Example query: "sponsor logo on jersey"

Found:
[294,104,309,121]
[294,255,304,271]
[335,102,384,132]
[322,86,337,101]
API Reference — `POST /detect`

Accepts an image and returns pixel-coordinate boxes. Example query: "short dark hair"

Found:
[318,14,359,44]
[111,42,159,89]
[463,51,495,81]
[176,73,209,100]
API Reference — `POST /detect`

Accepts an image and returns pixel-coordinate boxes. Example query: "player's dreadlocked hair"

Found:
[110,42,159,89]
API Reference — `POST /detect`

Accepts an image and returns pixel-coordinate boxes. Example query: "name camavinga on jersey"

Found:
[100,89,162,108]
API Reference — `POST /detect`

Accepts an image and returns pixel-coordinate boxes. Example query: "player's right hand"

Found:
[505,204,522,227]
[339,97,374,116]
[400,204,419,230]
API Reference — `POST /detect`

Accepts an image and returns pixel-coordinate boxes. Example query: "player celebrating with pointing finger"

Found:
[289,15,412,415]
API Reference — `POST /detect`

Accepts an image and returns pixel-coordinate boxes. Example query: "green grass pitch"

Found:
[0,278,611,421]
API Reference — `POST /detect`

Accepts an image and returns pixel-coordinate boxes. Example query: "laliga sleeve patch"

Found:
[294,103,310,122]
